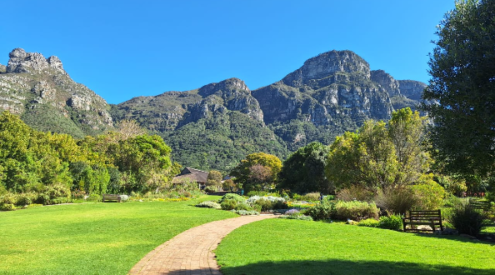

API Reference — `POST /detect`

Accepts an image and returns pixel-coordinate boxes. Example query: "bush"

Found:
[411,175,446,210]
[221,199,238,210]
[254,198,273,212]
[357,218,380,227]
[204,186,217,193]
[0,203,15,211]
[234,203,253,211]
[378,215,403,230]
[0,193,17,205]
[16,192,37,206]
[196,201,221,209]
[300,192,321,201]
[337,185,374,202]
[86,194,101,202]
[450,203,486,236]
[374,187,417,215]
[219,193,246,204]
[334,200,379,221]
[443,193,461,208]
[231,210,259,216]
[306,201,334,221]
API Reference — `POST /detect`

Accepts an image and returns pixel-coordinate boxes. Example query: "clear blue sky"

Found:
[0,0,455,104]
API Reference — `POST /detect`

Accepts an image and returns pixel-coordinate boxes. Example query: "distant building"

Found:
[172,167,208,189]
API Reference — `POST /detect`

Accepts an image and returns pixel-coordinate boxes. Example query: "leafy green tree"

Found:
[231,152,282,192]
[423,0,495,177]
[326,108,431,190]
[279,142,332,194]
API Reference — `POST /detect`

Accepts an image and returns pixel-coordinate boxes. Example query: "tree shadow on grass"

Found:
[166,259,494,275]
[403,231,495,246]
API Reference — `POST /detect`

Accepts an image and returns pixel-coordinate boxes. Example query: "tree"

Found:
[326,108,431,190]
[278,142,332,194]
[207,170,222,191]
[231,152,282,192]
[423,0,495,177]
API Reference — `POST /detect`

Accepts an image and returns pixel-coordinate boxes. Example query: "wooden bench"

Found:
[102,194,122,202]
[402,210,443,233]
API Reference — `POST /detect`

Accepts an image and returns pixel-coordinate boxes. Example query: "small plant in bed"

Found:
[196,201,221,209]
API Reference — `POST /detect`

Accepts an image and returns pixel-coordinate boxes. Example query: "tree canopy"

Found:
[423,0,495,177]
[230,152,282,192]
[278,142,332,194]
[326,108,431,190]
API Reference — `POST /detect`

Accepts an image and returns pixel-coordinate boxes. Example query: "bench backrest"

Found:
[407,210,441,219]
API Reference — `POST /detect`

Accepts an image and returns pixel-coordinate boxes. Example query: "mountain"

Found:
[0,48,426,172]
[110,78,288,171]
[0,48,113,138]
[252,50,426,150]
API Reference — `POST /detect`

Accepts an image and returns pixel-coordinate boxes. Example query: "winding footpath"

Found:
[129,214,276,275]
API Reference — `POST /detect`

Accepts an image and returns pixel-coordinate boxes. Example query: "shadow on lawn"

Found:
[166,259,494,275]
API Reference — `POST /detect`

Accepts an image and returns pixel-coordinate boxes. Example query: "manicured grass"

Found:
[0,196,236,275]
[216,219,495,275]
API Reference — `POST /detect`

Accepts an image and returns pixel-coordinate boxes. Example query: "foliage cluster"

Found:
[0,111,181,208]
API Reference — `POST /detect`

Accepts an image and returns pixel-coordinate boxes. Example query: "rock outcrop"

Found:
[0,48,113,137]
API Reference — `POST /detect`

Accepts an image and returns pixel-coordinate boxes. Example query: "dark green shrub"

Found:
[306,201,334,221]
[36,193,51,205]
[272,200,288,210]
[254,198,273,212]
[358,218,380,227]
[51,197,70,204]
[252,204,262,212]
[234,203,253,211]
[219,193,246,204]
[378,215,403,230]
[451,203,486,236]
[221,199,237,210]
[334,200,379,221]
[204,186,216,193]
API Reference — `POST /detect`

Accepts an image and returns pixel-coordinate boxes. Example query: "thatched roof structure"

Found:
[172,167,208,184]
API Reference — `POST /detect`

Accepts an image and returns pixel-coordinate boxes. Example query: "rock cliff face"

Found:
[0,48,113,138]
[252,50,397,150]
[111,77,263,133]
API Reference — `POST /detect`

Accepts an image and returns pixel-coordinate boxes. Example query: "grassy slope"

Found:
[216,219,495,275]
[0,197,236,275]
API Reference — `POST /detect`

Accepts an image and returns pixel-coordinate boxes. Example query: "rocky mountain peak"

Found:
[282,50,371,87]
[198,78,249,97]
[6,48,67,75]
[371,70,400,96]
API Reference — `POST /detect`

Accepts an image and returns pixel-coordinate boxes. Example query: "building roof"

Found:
[172,167,208,184]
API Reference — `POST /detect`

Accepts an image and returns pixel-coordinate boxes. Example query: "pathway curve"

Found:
[129,214,276,275]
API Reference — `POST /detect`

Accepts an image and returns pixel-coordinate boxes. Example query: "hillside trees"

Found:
[423,0,495,177]
[326,108,431,190]
[278,142,332,194]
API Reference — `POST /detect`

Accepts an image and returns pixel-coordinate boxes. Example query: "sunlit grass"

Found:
[0,196,235,275]
[217,219,495,275]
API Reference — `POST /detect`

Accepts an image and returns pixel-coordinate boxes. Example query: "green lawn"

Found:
[216,219,495,275]
[0,196,236,275]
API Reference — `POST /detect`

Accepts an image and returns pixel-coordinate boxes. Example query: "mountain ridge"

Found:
[0,48,426,171]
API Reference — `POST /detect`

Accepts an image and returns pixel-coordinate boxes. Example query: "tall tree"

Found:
[278,142,332,194]
[423,0,495,176]
[326,108,431,190]
[231,152,282,192]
